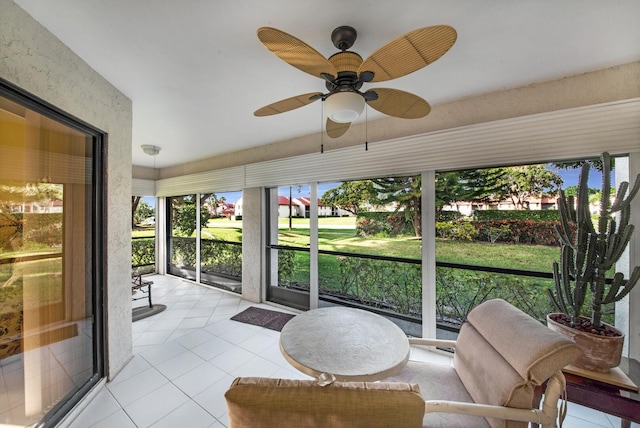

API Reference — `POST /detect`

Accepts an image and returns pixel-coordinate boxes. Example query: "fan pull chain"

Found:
[321,100,325,154]
[365,104,368,151]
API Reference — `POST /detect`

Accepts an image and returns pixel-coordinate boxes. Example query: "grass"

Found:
[133,216,562,273]
[435,240,559,272]
[0,258,63,311]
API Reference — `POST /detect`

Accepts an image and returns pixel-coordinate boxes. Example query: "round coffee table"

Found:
[279,306,410,382]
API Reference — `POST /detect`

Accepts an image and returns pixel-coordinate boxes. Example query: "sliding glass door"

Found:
[0,83,105,426]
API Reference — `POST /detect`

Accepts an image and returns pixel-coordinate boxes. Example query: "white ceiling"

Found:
[13,0,640,168]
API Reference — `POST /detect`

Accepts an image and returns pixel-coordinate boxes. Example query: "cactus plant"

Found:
[548,152,640,331]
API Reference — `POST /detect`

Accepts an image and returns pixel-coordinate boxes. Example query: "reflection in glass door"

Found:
[0,88,104,426]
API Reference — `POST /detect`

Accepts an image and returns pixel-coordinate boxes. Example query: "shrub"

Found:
[356,212,412,237]
[170,237,196,266]
[436,221,479,241]
[356,217,390,237]
[201,239,242,277]
[438,210,464,222]
[435,221,455,239]
[332,256,422,317]
[277,249,296,285]
[435,268,556,325]
[473,210,560,221]
[472,220,562,246]
[132,238,155,268]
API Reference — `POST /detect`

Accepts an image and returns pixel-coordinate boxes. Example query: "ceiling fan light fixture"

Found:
[324,92,365,123]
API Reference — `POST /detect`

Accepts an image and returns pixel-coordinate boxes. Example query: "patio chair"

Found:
[384,299,582,428]
[131,272,153,308]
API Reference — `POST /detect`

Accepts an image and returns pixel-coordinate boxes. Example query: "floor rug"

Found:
[132,304,167,322]
[231,306,296,332]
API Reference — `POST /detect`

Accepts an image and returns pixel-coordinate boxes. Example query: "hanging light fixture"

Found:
[141,144,161,194]
[324,92,365,123]
[141,144,161,156]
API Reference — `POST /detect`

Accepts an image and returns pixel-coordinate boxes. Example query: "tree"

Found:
[131,196,141,228]
[133,200,154,226]
[320,180,377,215]
[201,194,226,217]
[552,157,612,173]
[563,185,600,198]
[495,165,563,209]
[436,169,508,216]
[372,176,422,237]
[170,195,212,237]
[1,182,64,249]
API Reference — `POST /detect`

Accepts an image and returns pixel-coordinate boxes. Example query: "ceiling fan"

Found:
[254,25,457,138]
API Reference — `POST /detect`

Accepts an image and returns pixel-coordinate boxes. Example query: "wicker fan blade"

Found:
[326,118,351,138]
[254,92,323,116]
[359,25,457,82]
[257,27,337,79]
[366,88,431,119]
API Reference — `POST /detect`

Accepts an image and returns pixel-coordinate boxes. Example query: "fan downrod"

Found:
[331,26,357,51]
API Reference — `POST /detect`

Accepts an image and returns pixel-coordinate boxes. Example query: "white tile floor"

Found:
[63,275,637,428]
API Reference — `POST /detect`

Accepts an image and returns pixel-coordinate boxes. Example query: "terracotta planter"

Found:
[547,313,624,373]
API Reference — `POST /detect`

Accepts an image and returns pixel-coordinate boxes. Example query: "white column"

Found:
[195,194,201,284]
[616,151,640,359]
[241,187,264,303]
[310,182,319,309]
[422,170,437,338]
[155,197,166,275]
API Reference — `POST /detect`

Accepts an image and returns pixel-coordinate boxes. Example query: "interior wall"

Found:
[1,0,134,379]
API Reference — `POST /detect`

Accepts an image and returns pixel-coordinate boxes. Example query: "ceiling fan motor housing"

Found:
[327,51,364,91]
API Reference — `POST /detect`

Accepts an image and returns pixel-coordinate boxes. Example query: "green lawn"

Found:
[134,215,561,273]
[276,228,557,272]
[435,240,558,272]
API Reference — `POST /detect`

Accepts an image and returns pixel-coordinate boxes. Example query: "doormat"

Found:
[231,306,296,332]
[132,304,167,322]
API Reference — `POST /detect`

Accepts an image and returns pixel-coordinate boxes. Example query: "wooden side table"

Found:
[562,358,639,428]
[279,307,410,382]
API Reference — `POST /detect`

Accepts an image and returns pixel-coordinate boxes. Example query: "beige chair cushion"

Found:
[225,377,425,428]
[466,298,582,385]
[454,323,531,428]
[386,361,490,428]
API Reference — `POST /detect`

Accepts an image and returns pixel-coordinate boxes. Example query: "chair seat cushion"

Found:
[385,361,490,428]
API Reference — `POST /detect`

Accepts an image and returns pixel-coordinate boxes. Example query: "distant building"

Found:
[5,199,63,214]
[234,196,353,218]
[442,196,560,216]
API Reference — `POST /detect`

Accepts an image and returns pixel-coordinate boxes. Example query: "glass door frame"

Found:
[0,77,107,426]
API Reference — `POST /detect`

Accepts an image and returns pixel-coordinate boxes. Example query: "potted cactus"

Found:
[547,152,640,372]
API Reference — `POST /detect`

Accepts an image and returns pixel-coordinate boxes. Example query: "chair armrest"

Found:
[425,400,553,426]
[408,338,457,349]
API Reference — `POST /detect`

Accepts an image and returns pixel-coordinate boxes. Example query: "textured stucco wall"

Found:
[241,187,262,303]
[1,0,133,379]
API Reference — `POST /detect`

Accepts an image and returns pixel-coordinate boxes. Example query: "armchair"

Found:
[384,299,583,428]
